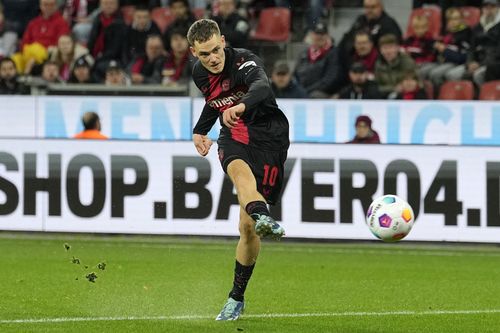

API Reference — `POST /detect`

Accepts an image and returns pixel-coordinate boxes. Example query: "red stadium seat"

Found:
[423,80,434,99]
[459,6,481,28]
[121,5,135,25]
[406,6,442,39]
[152,7,176,33]
[438,80,474,100]
[251,7,291,42]
[479,80,500,100]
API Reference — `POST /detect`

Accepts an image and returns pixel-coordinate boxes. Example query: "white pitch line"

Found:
[1,309,500,324]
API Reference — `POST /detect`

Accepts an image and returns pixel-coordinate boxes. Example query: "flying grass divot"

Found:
[64,242,107,283]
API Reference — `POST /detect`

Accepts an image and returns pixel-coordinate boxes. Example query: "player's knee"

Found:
[239,218,256,239]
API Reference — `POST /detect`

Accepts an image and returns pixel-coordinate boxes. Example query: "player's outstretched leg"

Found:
[246,201,285,240]
[216,210,259,321]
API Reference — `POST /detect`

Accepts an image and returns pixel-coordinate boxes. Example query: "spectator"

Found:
[389,71,428,99]
[105,60,130,85]
[48,34,89,81]
[275,0,326,36]
[62,0,100,44]
[1,0,39,37]
[68,55,96,83]
[0,6,18,58]
[421,7,472,87]
[211,0,250,49]
[343,30,378,80]
[347,115,381,144]
[403,15,436,66]
[162,29,193,85]
[41,60,63,83]
[294,22,342,98]
[124,6,161,65]
[446,0,500,85]
[87,0,127,82]
[339,0,402,66]
[129,35,166,84]
[375,34,417,97]
[0,57,29,94]
[74,111,108,139]
[21,0,70,49]
[336,62,382,99]
[270,60,308,99]
[162,0,195,52]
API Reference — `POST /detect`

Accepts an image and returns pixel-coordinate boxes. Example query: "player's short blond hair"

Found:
[187,19,221,46]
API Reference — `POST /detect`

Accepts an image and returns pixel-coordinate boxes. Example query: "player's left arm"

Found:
[223,55,271,128]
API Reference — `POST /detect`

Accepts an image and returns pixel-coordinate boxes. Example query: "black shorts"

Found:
[218,141,288,205]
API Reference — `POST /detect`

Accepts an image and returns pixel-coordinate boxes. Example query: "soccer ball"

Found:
[366,195,415,242]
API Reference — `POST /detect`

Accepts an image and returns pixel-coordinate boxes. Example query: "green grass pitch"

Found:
[1,233,500,333]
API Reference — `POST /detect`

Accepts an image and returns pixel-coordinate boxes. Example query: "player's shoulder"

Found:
[231,48,264,70]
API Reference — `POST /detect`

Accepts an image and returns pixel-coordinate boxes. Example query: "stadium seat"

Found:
[152,7,176,33]
[251,7,291,42]
[459,6,481,28]
[423,80,434,99]
[121,5,135,25]
[406,6,442,39]
[438,80,474,100]
[479,80,500,100]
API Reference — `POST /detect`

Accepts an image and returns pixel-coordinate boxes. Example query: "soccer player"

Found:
[187,19,290,321]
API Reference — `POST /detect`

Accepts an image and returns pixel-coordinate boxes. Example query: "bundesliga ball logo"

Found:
[366,195,415,242]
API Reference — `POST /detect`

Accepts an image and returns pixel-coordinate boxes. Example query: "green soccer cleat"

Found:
[215,297,245,321]
[252,214,285,240]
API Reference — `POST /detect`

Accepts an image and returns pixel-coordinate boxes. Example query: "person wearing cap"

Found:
[347,115,381,144]
[339,0,402,67]
[444,0,500,85]
[68,55,95,84]
[375,33,416,97]
[294,22,342,98]
[74,111,108,140]
[335,62,382,99]
[270,60,308,99]
[105,60,130,86]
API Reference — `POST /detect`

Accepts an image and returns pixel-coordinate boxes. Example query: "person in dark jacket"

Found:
[162,0,195,52]
[339,0,402,69]
[421,7,472,87]
[1,0,39,37]
[270,60,308,99]
[347,115,381,144]
[336,62,382,99]
[87,0,127,82]
[129,35,166,84]
[211,0,250,49]
[445,0,500,85]
[403,14,436,66]
[294,22,342,98]
[0,57,29,94]
[67,55,96,83]
[124,6,161,65]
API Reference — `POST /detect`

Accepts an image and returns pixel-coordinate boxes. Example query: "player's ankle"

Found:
[245,201,270,219]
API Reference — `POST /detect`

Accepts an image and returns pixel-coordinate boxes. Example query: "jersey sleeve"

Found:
[193,103,219,135]
[235,53,272,111]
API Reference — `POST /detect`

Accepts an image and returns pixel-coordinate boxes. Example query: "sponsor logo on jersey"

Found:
[208,90,246,109]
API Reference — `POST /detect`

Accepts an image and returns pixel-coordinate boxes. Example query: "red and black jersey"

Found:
[192,47,289,151]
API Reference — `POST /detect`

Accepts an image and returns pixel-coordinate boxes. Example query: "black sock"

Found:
[229,260,255,302]
[245,201,270,218]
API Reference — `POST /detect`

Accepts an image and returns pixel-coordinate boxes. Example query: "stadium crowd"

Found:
[0,0,499,99]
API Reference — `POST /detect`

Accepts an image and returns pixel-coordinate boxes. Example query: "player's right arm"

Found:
[193,103,218,156]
